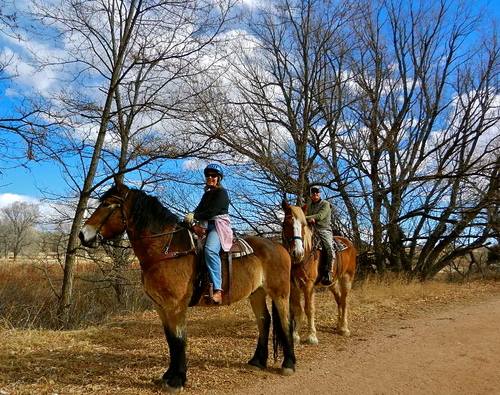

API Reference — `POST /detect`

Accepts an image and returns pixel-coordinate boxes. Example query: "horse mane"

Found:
[289,205,313,253]
[101,185,179,233]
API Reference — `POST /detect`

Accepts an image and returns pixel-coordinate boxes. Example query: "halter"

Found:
[282,214,304,248]
[283,214,320,267]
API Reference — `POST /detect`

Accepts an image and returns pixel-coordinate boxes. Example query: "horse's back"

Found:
[242,235,292,285]
[244,236,290,261]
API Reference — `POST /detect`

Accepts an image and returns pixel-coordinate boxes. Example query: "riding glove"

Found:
[184,212,195,224]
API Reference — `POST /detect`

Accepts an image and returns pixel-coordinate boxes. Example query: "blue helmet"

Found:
[204,164,224,180]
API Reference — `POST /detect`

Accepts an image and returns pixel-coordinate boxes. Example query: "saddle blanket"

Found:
[230,237,254,258]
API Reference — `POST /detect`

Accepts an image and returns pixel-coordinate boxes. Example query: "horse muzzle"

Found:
[79,226,102,248]
[291,248,305,263]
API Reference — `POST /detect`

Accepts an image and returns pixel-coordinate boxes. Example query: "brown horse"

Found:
[78,181,295,393]
[281,200,356,345]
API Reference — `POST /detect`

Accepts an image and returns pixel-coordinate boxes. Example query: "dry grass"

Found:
[0,261,150,330]
[1,273,499,395]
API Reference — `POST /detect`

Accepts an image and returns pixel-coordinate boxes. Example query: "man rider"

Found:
[305,185,335,286]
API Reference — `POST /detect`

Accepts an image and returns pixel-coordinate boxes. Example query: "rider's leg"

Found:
[318,229,334,285]
[205,224,223,303]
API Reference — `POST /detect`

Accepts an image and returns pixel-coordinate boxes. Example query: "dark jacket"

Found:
[193,187,230,221]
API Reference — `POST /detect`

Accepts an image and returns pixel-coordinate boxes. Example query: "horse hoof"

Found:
[247,363,264,371]
[154,378,184,393]
[305,337,318,345]
[338,329,351,337]
[280,367,295,376]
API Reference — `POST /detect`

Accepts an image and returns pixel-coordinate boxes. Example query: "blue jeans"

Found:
[205,224,222,290]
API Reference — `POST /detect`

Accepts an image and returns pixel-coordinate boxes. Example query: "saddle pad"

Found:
[230,237,254,258]
[333,238,348,251]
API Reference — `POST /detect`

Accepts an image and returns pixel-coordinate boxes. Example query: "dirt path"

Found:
[232,297,500,395]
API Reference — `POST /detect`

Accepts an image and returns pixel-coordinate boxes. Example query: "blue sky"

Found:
[1,0,499,211]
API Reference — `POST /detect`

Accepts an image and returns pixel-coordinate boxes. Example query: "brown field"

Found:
[1,268,499,394]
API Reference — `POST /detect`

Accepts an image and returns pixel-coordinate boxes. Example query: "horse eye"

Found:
[102,202,111,208]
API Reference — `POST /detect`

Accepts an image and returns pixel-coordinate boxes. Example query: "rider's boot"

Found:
[320,259,334,286]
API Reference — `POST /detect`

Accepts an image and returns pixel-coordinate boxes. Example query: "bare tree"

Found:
[0,202,39,260]
[327,0,500,277]
[184,0,358,233]
[187,0,500,278]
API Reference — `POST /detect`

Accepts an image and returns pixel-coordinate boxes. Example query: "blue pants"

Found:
[205,224,222,290]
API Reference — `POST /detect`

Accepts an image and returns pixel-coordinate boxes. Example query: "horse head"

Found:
[281,199,309,263]
[79,182,131,248]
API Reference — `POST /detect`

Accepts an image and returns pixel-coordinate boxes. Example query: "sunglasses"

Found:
[206,174,219,179]
[311,191,320,194]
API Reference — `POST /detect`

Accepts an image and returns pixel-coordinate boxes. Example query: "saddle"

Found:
[188,226,254,307]
[311,230,348,285]
[311,229,348,252]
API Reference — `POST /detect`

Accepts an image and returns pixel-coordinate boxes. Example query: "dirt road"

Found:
[232,297,500,395]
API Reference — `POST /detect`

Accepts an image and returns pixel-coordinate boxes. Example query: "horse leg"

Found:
[330,281,344,334]
[247,288,270,370]
[303,283,318,345]
[290,284,303,345]
[270,297,296,375]
[337,275,352,336]
[154,304,188,393]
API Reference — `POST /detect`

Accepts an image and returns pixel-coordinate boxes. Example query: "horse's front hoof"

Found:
[247,363,265,371]
[154,378,184,393]
[280,367,295,376]
[338,328,351,337]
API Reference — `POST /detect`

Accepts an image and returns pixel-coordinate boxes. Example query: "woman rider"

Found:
[184,164,232,304]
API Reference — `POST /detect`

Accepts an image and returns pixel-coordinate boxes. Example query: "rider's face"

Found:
[311,191,321,203]
[205,173,219,188]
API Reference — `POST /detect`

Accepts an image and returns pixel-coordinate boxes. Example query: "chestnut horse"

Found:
[79,181,295,393]
[281,200,356,345]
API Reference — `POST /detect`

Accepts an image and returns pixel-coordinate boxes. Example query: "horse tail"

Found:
[272,301,295,362]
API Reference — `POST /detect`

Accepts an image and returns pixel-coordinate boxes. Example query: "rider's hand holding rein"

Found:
[184,212,195,225]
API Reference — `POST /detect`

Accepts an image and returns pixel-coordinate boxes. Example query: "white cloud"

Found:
[0,193,39,208]
[0,194,67,225]
[182,159,207,171]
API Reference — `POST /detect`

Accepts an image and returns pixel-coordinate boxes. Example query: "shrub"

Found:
[0,259,152,330]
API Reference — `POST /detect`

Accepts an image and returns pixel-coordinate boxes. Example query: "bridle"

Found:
[92,190,130,244]
[92,188,194,260]
[283,214,319,266]
[283,215,303,248]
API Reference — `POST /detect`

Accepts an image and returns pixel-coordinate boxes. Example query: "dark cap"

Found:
[310,185,321,194]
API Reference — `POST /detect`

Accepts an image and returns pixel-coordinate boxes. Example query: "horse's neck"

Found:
[127,236,159,264]
[127,226,181,263]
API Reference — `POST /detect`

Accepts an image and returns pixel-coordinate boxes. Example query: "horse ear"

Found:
[301,204,308,214]
[281,199,289,211]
